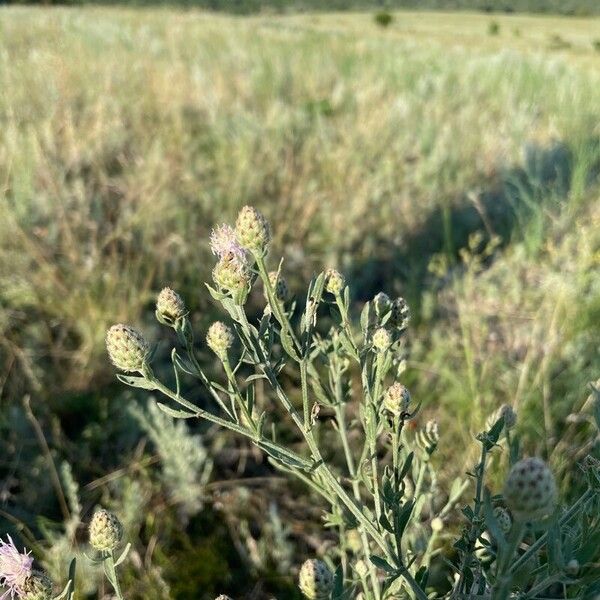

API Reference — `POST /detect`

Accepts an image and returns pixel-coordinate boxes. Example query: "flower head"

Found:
[235,206,271,255]
[298,559,333,600]
[106,324,149,372]
[390,297,410,330]
[212,255,252,296]
[324,269,345,295]
[383,382,411,416]
[206,322,234,359]
[210,224,247,262]
[21,571,52,600]
[372,327,392,353]
[0,535,33,599]
[89,509,123,552]
[156,287,187,325]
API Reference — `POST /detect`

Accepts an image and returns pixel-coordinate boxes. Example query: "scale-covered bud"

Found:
[325,269,345,295]
[106,324,149,372]
[486,404,517,433]
[503,457,557,522]
[156,287,186,324]
[212,256,251,295]
[206,322,234,359]
[299,559,333,600]
[267,271,289,302]
[89,509,123,552]
[390,297,410,329]
[235,205,271,255]
[383,382,410,416]
[493,506,512,535]
[372,327,392,353]
[21,571,53,600]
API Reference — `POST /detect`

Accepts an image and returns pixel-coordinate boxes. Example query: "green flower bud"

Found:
[267,271,289,302]
[212,255,251,296]
[206,321,234,359]
[106,324,149,372]
[22,571,53,600]
[156,287,186,325]
[299,559,333,600]
[325,269,345,295]
[372,327,392,352]
[89,509,123,552]
[390,297,410,330]
[235,205,271,255]
[503,457,557,522]
[493,506,512,535]
[383,382,410,416]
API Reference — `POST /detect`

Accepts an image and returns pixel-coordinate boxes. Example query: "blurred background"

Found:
[0,0,599,598]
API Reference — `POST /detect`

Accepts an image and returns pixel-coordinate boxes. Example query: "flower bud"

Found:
[493,506,512,535]
[503,457,557,522]
[156,287,186,325]
[21,571,53,600]
[299,559,333,600]
[213,255,251,295]
[206,322,234,359]
[566,559,579,575]
[106,324,149,372]
[267,271,289,302]
[486,404,517,433]
[431,517,444,532]
[372,327,392,352]
[325,269,345,295]
[235,206,271,255]
[89,509,123,552]
[383,382,410,416]
[390,297,410,330]
[373,292,391,318]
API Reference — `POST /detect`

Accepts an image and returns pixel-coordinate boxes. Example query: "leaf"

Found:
[116,374,157,390]
[156,402,197,419]
[332,565,345,599]
[482,489,506,551]
[379,512,394,533]
[394,500,415,539]
[114,543,131,567]
[399,451,414,481]
[370,554,396,573]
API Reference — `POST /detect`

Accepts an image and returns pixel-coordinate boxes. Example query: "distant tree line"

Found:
[3,0,599,16]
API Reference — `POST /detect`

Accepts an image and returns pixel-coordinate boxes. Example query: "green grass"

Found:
[1,7,599,598]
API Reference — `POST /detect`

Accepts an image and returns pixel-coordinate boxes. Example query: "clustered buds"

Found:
[267,271,289,302]
[298,559,333,600]
[390,297,410,329]
[503,457,557,522]
[89,509,124,552]
[156,287,186,325]
[383,382,411,416]
[21,571,53,600]
[206,321,234,359]
[372,327,392,352]
[493,506,512,535]
[235,205,271,255]
[325,269,345,295]
[106,324,149,372]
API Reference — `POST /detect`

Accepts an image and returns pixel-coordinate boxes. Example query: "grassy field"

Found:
[1,7,600,598]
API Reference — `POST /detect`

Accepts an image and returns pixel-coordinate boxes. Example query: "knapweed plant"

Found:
[105,206,600,599]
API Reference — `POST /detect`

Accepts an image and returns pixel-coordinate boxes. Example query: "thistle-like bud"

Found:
[299,559,333,600]
[21,571,53,600]
[106,324,149,372]
[383,382,410,416]
[156,287,186,325]
[89,509,123,552]
[213,254,251,293]
[503,457,557,522]
[493,506,512,535]
[390,297,410,330]
[415,420,439,456]
[235,205,271,255]
[372,327,392,353]
[324,269,345,295]
[206,322,234,359]
[373,292,391,318]
[486,404,517,433]
[267,271,289,302]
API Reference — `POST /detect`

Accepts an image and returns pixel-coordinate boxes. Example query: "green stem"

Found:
[104,551,124,600]
[223,355,255,430]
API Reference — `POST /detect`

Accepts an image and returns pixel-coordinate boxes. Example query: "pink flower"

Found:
[0,536,33,599]
[210,224,247,262]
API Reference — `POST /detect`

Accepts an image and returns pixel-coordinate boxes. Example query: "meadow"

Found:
[0,6,599,599]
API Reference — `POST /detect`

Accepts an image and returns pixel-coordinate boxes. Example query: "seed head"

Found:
[156,287,186,325]
[299,559,333,600]
[325,269,345,295]
[0,535,33,598]
[383,382,410,416]
[372,327,392,352]
[206,322,234,359]
[21,571,53,600]
[503,457,557,522]
[106,324,149,372]
[493,506,512,535]
[390,297,410,330]
[267,271,289,302]
[235,206,271,255]
[89,509,123,552]
[373,292,391,317]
